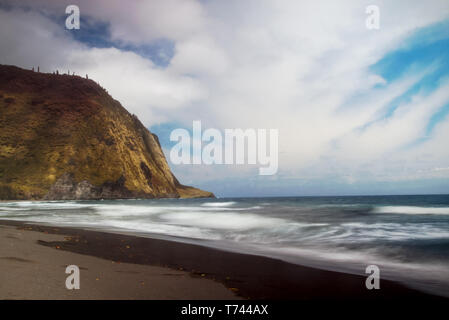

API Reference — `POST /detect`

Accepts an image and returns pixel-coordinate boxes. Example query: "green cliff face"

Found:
[0,65,214,200]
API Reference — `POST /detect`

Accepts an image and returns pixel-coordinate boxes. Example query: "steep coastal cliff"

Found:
[0,65,214,200]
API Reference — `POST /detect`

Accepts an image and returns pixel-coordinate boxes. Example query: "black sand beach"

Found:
[0,219,446,301]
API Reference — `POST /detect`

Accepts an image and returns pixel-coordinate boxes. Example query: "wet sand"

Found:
[0,220,446,300]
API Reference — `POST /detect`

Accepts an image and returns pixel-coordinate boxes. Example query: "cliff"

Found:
[0,65,214,200]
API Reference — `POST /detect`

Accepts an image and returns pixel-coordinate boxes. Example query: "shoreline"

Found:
[1,219,447,300]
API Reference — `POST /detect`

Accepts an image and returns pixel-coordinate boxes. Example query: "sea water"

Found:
[1,195,449,297]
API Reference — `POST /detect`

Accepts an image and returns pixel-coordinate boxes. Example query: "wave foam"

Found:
[374,206,449,215]
[201,202,236,207]
[161,211,285,230]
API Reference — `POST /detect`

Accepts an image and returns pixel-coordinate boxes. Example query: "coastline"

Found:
[0,219,446,300]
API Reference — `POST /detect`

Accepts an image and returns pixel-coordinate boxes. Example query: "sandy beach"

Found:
[0,222,238,299]
[0,219,446,300]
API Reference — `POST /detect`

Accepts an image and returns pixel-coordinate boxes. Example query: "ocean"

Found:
[1,195,449,297]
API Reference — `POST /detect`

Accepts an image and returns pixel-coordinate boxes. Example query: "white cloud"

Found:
[1,0,449,193]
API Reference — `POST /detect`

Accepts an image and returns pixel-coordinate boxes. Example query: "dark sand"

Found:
[0,220,447,300]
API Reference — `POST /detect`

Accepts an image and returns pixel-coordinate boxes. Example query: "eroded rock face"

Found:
[43,173,138,200]
[0,64,214,200]
[44,173,79,200]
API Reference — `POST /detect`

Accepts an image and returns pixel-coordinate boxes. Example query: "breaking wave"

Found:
[374,206,449,215]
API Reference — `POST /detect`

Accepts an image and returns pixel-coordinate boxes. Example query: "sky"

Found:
[1,0,449,197]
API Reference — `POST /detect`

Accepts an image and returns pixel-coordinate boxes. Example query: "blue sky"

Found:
[65,17,175,67]
[368,21,449,141]
[1,1,449,197]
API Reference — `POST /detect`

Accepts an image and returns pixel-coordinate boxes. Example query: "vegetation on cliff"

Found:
[0,65,214,200]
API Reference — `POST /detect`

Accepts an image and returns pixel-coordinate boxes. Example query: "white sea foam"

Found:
[103,220,222,240]
[374,206,449,215]
[161,211,285,230]
[0,207,31,211]
[1,201,93,210]
[338,222,449,241]
[201,201,236,207]
[90,204,261,217]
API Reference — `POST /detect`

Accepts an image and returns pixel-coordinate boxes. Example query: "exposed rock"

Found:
[43,173,139,200]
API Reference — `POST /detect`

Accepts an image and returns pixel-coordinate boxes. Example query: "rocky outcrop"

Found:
[42,173,137,200]
[0,64,214,200]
